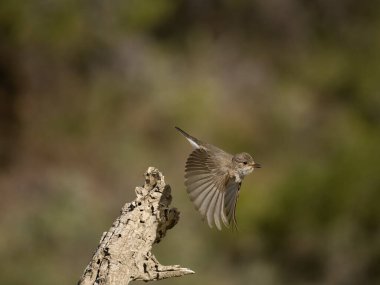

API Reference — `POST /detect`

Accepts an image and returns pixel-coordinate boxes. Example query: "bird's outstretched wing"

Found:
[185,148,241,230]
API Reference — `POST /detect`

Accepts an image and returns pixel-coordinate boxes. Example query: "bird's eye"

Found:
[243,161,247,165]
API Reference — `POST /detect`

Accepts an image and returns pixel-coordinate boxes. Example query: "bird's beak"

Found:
[252,163,261,168]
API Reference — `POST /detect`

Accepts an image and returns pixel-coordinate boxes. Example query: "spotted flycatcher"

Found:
[175,127,261,230]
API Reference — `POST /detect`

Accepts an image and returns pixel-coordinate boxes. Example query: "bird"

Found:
[175,126,261,230]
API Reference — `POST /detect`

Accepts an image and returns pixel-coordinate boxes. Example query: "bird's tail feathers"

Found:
[175,126,201,149]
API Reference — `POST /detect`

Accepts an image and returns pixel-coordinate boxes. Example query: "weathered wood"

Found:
[78,167,194,285]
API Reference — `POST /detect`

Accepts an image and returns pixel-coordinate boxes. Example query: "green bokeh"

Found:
[0,1,379,284]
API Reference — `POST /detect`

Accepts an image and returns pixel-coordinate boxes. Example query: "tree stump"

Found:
[78,167,194,285]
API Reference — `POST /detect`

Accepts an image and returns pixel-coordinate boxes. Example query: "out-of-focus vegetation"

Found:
[1,1,379,284]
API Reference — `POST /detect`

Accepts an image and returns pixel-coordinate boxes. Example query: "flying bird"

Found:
[175,126,261,230]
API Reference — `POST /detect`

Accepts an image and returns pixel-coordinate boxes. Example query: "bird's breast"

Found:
[230,172,243,183]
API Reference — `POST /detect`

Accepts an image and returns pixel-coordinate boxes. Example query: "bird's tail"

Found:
[175,126,192,139]
[175,126,201,149]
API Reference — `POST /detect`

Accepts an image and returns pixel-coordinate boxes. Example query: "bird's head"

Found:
[232,152,261,176]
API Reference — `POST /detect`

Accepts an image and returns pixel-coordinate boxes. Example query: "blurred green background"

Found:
[1,0,380,284]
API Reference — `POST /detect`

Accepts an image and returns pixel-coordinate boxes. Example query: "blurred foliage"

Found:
[0,0,379,284]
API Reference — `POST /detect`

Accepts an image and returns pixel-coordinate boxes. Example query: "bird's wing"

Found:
[185,148,240,230]
[224,180,241,231]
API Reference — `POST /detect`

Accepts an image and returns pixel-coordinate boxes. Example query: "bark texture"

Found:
[78,167,194,285]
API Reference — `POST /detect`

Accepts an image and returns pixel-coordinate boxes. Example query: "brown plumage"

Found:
[175,127,261,230]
